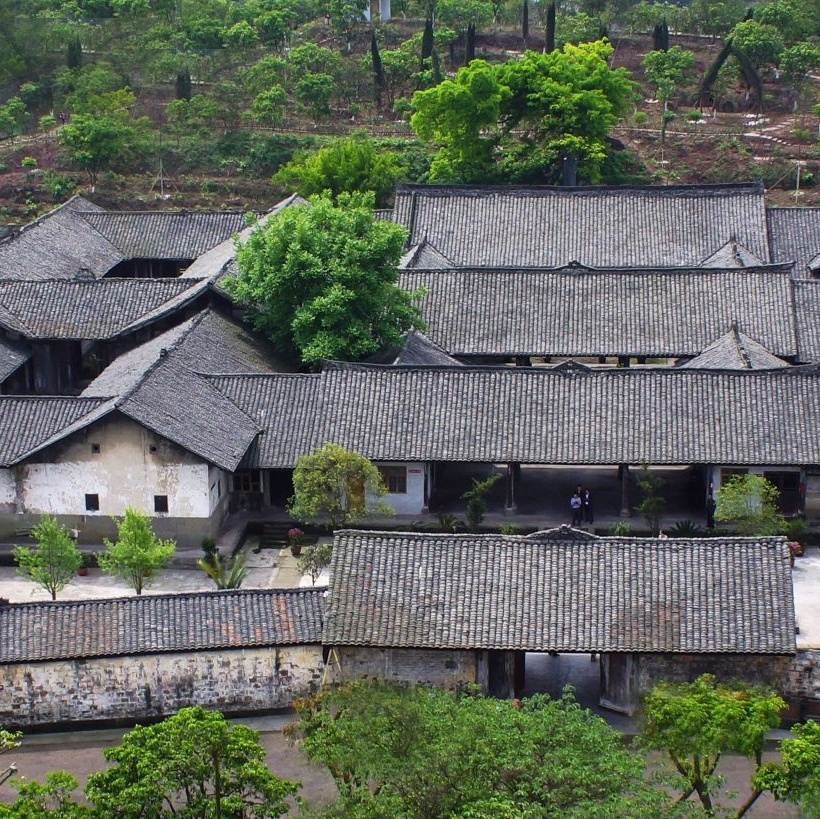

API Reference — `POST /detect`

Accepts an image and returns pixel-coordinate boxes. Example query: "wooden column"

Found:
[619,463,631,517]
[505,462,519,513]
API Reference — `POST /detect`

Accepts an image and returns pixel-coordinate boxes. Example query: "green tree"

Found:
[0,728,20,787]
[729,19,785,70]
[97,507,175,594]
[291,680,666,817]
[85,706,297,817]
[780,42,820,107]
[0,97,27,140]
[287,442,388,529]
[757,719,820,815]
[229,191,422,365]
[642,46,696,150]
[58,114,144,191]
[246,85,287,128]
[461,473,501,530]
[272,134,402,208]
[641,674,785,817]
[636,464,666,536]
[13,515,82,601]
[0,771,89,819]
[294,73,335,122]
[714,473,784,535]
[410,41,634,183]
[296,540,333,584]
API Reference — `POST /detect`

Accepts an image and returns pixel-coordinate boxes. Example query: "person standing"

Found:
[582,487,594,524]
[570,490,583,526]
[706,494,716,529]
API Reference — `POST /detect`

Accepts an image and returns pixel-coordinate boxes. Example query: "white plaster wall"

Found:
[373,462,425,515]
[20,416,211,518]
[0,468,15,512]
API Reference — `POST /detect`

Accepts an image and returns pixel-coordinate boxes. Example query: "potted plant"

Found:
[287,527,305,557]
[77,553,90,576]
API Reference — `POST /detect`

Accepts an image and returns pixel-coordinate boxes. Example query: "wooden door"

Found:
[599,653,638,714]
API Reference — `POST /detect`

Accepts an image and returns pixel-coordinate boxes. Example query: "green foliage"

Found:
[296,540,333,584]
[0,97,27,139]
[246,84,287,128]
[97,507,176,594]
[436,0,494,34]
[273,134,402,208]
[59,113,146,189]
[461,473,501,530]
[291,680,665,818]
[756,720,820,814]
[499,521,520,535]
[729,19,785,69]
[715,473,785,536]
[410,41,635,184]
[197,549,248,589]
[287,442,388,529]
[642,46,695,103]
[436,512,460,532]
[636,464,666,536]
[610,520,632,535]
[640,674,785,816]
[780,42,820,98]
[230,191,421,365]
[0,771,89,819]
[294,72,335,122]
[0,727,21,788]
[85,706,298,817]
[666,519,705,537]
[13,515,82,600]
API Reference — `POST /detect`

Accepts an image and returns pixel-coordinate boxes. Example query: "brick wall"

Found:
[0,646,325,729]
[331,646,478,689]
[638,653,793,694]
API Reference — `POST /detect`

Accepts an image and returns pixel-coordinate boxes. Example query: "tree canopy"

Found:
[714,473,785,535]
[640,674,786,817]
[410,40,635,183]
[97,507,176,594]
[85,706,298,818]
[287,442,388,528]
[13,515,82,600]
[291,680,666,818]
[229,191,423,366]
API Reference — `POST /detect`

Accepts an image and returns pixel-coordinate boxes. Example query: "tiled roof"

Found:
[0,588,326,663]
[700,239,766,267]
[678,326,789,369]
[0,278,209,339]
[79,211,247,260]
[794,281,820,362]
[81,310,281,471]
[0,397,109,466]
[392,330,464,365]
[0,196,123,281]
[324,531,795,654]
[0,336,31,381]
[394,184,770,268]
[181,194,307,283]
[399,266,795,358]
[767,207,820,276]
[209,373,322,468]
[399,240,455,269]
[310,362,820,465]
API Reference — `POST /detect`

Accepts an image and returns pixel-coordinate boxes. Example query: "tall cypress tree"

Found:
[371,32,385,107]
[66,37,82,69]
[545,2,556,53]
[175,68,192,100]
[421,17,434,68]
[522,0,529,43]
[465,22,476,64]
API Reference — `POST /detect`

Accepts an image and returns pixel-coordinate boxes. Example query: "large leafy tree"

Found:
[714,473,785,535]
[757,719,820,816]
[291,680,666,818]
[410,40,634,183]
[288,442,388,529]
[230,191,422,365]
[642,46,696,150]
[273,134,402,208]
[13,515,82,600]
[97,507,175,594]
[640,674,785,817]
[84,706,298,817]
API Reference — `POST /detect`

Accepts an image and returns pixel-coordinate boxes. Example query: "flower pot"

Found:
[77,566,88,576]
[290,544,302,557]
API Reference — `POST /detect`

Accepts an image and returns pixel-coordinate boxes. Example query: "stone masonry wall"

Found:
[332,646,478,690]
[638,653,793,695]
[0,646,325,729]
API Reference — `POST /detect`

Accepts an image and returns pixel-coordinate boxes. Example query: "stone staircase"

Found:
[259,522,292,551]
